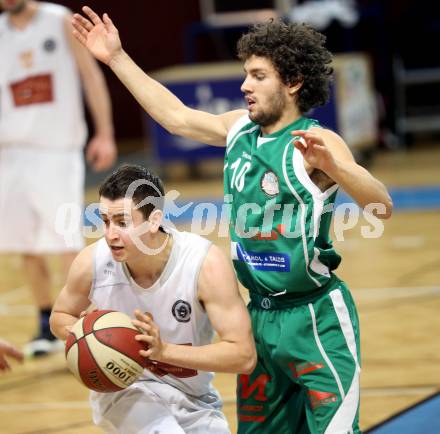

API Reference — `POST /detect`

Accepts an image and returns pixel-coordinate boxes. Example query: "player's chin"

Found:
[248,109,258,121]
[110,247,126,261]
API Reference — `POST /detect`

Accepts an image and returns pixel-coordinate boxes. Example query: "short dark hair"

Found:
[99,164,164,220]
[237,20,333,113]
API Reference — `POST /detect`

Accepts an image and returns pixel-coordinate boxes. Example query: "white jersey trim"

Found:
[292,144,339,201]
[324,288,360,434]
[226,113,252,146]
[282,142,321,287]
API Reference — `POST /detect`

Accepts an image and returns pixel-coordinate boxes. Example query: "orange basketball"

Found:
[65,310,146,393]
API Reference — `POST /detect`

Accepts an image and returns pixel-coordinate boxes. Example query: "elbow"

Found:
[238,345,257,375]
[365,197,393,220]
[381,197,393,220]
[48,312,58,339]
[384,200,393,219]
[49,312,64,341]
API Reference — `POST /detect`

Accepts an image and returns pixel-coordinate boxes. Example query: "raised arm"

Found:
[64,14,117,171]
[133,244,257,374]
[292,128,393,219]
[50,244,95,340]
[71,7,245,147]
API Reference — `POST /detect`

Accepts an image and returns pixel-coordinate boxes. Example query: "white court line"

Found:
[0,286,439,316]
[0,401,90,412]
[361,386,439,397]
[0,386,437,412]
[0,304,35,316]
[354,286,440,300]
[0,286,27,303]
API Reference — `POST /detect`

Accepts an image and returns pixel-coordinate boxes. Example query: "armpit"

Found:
[310,169,336,192]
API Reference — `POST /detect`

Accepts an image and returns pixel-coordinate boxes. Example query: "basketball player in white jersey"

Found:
[0,0,117,357]
[50,164,257,434]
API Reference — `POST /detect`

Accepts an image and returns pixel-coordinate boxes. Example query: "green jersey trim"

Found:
[281,141,322,287]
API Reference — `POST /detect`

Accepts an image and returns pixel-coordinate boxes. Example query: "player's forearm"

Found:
[109,50,188,135]
[327,160,393,219]
[81,63,114,138]
[50,311,79,341]
[159,340,255,375]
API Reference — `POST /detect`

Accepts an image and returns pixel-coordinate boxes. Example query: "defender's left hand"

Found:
[291,129,337,174]
[133,309,166,362]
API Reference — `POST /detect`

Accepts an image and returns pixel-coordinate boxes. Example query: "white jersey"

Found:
[90,229,217,398]
[0,3,87,149]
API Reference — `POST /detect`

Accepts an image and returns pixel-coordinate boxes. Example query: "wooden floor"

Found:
[1,147,439,433]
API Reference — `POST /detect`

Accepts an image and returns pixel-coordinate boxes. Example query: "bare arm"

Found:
[72,7,245,146]
[65,15,117,171]
[292,128,393,219]
[133,245,257,374]
[50,244,95,340]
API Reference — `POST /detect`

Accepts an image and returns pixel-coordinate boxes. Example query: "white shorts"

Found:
[0,147,85,254]
[90,381,230,434]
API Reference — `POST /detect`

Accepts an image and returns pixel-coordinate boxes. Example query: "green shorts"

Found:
[237,276,361,434]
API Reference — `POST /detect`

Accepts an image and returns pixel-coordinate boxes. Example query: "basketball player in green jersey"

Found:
[73,7,393,433]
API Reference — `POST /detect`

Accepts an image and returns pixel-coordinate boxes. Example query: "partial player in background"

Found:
[0,338,24,371]
[50,164,256,434]
[0,0,117,357]
[72,7,393,433]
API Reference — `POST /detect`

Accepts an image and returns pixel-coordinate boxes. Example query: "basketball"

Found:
[65,310,146,393]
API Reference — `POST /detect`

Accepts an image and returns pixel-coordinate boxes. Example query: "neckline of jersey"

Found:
[6,5,42,33]
[259,116,306,139]
[122,228,178,292]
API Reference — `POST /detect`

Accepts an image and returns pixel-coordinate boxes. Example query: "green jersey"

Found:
[224,114,341,296]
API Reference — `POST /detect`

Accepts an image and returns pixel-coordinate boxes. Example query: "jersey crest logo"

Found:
[172,300,191,323]
[43,38,56,52]
[260,171,279,197]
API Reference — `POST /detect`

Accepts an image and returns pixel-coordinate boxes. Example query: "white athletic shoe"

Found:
[23,336,64,358]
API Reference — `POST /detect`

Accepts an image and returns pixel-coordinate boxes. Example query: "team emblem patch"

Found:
[260,171,279,196]
[43,38,56,52]
[172,300,191,323]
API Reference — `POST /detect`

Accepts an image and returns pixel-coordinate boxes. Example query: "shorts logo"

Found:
[43,38,56,52]
[172,300,191,323]
[261,298,271,309]
[260,171,279,197]
[308,390,338,410]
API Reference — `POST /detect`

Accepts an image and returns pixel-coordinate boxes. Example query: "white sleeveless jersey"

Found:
[0,3,87,149]
[90,229,218,398]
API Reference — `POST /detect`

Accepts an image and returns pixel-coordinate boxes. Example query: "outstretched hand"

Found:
[72,6,122,65]
[291,129,337,174]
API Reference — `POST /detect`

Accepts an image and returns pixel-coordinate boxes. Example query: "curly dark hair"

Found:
[237,20,333,113]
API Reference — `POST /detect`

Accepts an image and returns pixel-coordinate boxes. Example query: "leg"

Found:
[22,253,64,357]
[275,283,361,434]
[237,305,309,434]
[22,254,51,309]
[91,384,186,434]
[175,391,230,434]
[144,380,230,434]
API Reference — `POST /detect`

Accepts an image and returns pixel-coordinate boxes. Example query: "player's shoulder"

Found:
[226,111,257,147]
[38,1,71,19]
[172,228,211,251]
[71,243,96,272]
